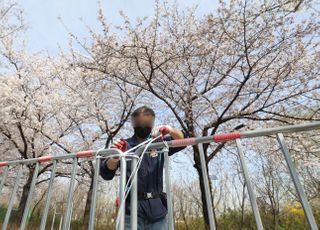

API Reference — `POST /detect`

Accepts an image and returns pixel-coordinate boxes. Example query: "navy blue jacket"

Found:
[100,133,187,222]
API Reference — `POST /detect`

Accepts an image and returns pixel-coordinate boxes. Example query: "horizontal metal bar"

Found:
[241,122,320,139]
[135,121,320,152]
[1,122,320,167]
[0,149,122,167]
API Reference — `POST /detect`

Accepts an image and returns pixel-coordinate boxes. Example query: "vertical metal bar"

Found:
[40,160,57,230]
[130,156,138,230]
[2,164,23,230]
[236,139,263,230]
[198,143,216,230]
[20,162,40,230]
[277,133,318,230]
[164,147,175,230]
[59,215,63,230]
[117,157,126,230]
[0,166,9,195]
[62,157,78,230]
[51,206,57,230]
[88,156,101,230]
[68,203,73,230]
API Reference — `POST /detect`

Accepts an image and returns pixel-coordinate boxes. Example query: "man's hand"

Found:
[152,125,184,140]
[111,138,128,153]
[152,125,173,137]
[106,138,128,170]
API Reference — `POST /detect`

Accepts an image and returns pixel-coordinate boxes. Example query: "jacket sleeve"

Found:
[166,130,189,156]
[99,158,119,180]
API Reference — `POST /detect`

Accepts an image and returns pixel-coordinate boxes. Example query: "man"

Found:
[100,106,187,229]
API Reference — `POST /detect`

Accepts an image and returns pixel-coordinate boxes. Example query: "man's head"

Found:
[131,106,155,139]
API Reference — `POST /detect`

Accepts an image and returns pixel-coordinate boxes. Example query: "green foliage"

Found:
[1,203,319,229]
[0,207,6,221]
[214,203,320,230]
[173,202,320,229]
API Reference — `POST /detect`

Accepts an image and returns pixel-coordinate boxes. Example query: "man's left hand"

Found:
[152,125,173,137]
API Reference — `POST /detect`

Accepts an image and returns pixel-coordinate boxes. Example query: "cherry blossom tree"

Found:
[1,0,320,228]
[79,0,320,227]
[0,2,141,224]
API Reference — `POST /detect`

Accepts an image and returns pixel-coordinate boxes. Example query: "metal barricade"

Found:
[0,121,319,230]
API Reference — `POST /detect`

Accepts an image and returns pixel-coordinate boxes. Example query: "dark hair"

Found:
[131,106,155,118]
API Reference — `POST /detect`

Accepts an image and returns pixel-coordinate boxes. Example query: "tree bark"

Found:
[15,167,34,222]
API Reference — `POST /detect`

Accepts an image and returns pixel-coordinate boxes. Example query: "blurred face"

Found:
[132,114,155,139]
[132,114,154,128]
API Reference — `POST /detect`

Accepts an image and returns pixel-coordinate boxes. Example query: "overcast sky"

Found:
[20,0,218,54]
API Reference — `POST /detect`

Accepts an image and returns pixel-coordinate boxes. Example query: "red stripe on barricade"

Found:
[0,161,8,167]
[38,156,53,163]
[76,151,94,158]
[171,138,197,147]
[213,131,241,142]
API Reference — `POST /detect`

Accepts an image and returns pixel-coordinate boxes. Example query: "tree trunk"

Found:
[83,173,94,227]
[15,168,34,222]
[192,145,218,230]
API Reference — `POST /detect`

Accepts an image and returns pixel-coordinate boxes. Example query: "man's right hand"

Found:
[106,138,128,170]
[111,138,128,153]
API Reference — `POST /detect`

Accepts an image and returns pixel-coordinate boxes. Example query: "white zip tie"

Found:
[115,135,162,229]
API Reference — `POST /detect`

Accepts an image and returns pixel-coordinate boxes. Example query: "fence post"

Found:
[117,157,127,230]
[130,156,138,230]
[277,133,318,230]
[164,147,174,230]
[235,139,263,230]
[62,157,78,230]
[40,160,57,230]
[20,162,40,230]
[198,143,216,230]
[88,156,101,230]
[2,164,23,230]
[50,206,57,230]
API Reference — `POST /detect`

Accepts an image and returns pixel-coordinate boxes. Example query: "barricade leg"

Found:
[164,147,175,230]
[2,164,23,230]
[117,157,126,230]
[20,162,40,230]
[40,160,57,230]
[277,133,318,230]
[130,156,138,230]
[62,158,78,230]
[235,139,263,230]
[198,143,216,230]
[88,156,101,230]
